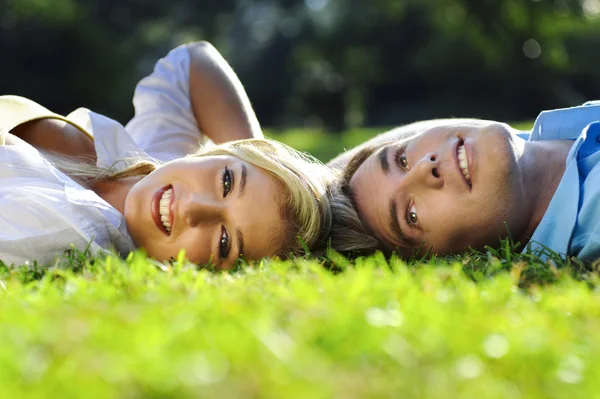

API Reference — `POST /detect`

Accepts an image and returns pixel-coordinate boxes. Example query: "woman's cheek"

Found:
[177,233,211,265]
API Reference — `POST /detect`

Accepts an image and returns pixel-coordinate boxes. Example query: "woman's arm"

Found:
[0,95,95,160]
[188,41,262,143]
[126,42,262,161]
[10,119,96,160]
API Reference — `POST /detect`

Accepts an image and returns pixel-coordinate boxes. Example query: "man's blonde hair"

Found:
[327,146,382,255]
[327,132,420,256]
[50,138,334,258]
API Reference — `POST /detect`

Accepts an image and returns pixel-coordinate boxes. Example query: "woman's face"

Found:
[124,155,286,269]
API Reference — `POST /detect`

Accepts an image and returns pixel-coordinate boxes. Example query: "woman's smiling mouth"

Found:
[151,185,174,235]
[159,187,173,233]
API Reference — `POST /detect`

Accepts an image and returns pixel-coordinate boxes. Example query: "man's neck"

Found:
[520,139,574,241]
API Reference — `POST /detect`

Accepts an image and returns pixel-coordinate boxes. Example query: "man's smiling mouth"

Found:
[457,140,472,187]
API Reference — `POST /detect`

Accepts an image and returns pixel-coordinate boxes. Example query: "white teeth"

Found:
[159,188,173,233]
[457,144,471,182]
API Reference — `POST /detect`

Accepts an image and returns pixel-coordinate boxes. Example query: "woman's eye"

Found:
[407,204,419,226]
[222,167,233,197]
[395,149,410,171]
[219,226,230,259]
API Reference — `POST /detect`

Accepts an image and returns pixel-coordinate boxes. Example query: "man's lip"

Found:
[151,185,172,236]
[464,140,475,188]
[454,139,473,190]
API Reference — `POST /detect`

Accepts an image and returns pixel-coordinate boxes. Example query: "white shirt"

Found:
[126,43,211,161]
[0,43,202,266]
[0,115,139,266]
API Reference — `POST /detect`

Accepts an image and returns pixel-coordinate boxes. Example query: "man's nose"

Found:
[182,193,225,227]
[402,152,443,190]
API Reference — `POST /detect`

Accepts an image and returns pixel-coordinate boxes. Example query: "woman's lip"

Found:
[168,187,175,232]
[151,185,171,236]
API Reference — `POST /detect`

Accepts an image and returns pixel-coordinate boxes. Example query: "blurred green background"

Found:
[1,0,599,142]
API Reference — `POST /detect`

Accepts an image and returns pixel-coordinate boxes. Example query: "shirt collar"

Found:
[525,120,600,258]
[530,102,600,141]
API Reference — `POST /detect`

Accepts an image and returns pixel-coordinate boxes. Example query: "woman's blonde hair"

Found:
[190,139,334,256]
[49,138,334,258]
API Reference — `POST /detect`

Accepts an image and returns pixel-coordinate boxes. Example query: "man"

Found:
[327,101,600,261]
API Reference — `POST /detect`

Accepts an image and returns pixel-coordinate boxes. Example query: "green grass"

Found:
[5,123,591,398]
[0,247,599,398]
[266,127,385,162]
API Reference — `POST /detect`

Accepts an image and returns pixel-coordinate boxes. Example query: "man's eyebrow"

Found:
[389,198,416,248]
[236,228,244,256]
[238,164,247,198]
[378,146,390,173]
[342,145,378,185]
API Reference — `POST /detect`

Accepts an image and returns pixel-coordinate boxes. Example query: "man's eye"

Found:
[395,149,410,171]
[222,166,233,197]
[406,204,418,226]
[219,226,230,259]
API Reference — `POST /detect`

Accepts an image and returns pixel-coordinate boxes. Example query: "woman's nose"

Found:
[404,152,443,189]
[182,193,225,227]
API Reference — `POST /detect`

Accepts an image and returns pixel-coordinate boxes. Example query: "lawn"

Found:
[5,123,597,399]
[1,249,598,398]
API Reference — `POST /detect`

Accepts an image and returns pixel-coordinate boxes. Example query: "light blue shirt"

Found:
[523,100,600,260]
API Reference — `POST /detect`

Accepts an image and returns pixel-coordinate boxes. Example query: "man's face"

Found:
[349,122,530,256]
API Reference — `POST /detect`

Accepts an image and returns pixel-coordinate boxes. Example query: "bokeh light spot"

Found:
[523,38,542,59]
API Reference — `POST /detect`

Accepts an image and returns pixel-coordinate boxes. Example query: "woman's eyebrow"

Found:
[235,165,247,257]
[238,164,248,198]
[378,146,390,173]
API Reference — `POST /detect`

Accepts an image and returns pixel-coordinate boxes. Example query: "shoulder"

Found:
[147,42,193,82]
[0,136,51,174]
[186,41,219,59]
[68,108,151,168]
[569,158,600,260]
[531,136,600,261]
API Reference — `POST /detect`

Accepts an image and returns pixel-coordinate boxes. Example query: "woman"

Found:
[0,43,333,269]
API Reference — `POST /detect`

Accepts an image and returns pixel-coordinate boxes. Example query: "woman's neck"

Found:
[91,176,143,215]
